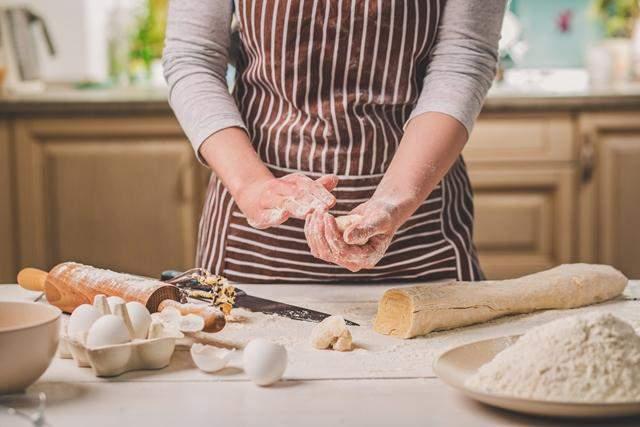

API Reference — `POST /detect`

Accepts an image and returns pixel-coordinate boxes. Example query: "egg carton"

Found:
[59,295,203,377]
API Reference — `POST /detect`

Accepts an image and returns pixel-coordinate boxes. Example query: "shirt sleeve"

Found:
[409,0,506,136]
[162,0,246,160]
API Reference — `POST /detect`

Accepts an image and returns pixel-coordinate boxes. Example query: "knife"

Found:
[160,270,359,326]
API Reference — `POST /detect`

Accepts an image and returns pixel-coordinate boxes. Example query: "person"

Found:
[163,0,506,283]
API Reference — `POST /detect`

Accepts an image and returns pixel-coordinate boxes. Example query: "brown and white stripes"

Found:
[195,0,484,283]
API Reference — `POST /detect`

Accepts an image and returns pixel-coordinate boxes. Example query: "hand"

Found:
[237,173,338,229]
[304,210,394,272]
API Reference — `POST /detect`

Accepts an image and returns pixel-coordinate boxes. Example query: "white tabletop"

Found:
[2,282,640,427]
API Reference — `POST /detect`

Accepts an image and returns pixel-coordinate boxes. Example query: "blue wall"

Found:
[510,0,603,68]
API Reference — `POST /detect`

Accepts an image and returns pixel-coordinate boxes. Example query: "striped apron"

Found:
[196,0,484,283]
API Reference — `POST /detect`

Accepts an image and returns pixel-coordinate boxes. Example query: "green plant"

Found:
[593,0,639,38]
[130,0,168,72]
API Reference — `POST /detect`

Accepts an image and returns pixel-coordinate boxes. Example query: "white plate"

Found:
[433,336,640,418]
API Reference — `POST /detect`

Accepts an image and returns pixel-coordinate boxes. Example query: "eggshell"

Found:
[158,306,182,327]
[86,314,131,348]
[67,304,102,342]
[191,344,235,373]
[125,301,152,339]
[242,339,287,386]
[107,296,126,313]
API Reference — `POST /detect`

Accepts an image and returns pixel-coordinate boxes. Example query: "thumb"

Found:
[315,174,339,192]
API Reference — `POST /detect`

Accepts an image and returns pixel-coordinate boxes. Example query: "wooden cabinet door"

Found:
[0,119,17,283]
[15,117,205,277]
[468,166,575,279]
[580,114,640,278]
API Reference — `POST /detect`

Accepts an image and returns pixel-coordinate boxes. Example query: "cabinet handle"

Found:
[581,134,595,183]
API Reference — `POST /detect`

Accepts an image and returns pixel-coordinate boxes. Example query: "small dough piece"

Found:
[374,264,628,339]
[311,315,353,351]
[335,215,362,233]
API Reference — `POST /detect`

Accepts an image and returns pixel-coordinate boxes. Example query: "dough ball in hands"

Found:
[311,315,353,352]
[335,215,363,234]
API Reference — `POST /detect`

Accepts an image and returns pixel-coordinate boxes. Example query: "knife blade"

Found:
[160,270,359,326]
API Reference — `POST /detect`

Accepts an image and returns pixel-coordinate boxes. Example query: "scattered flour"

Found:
[466,313,640,402]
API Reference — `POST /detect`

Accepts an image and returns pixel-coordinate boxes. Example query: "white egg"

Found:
[86,314,131,348]
[67,304,102,341]
[125,301,152,339]
[242,339,287,386]
[107,296,125,313]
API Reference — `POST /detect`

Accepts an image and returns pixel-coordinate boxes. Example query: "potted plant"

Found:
[592,0,639,82]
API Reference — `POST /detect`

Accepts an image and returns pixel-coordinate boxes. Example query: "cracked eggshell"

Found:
[158,306,182,326]
[85,314,131,348]
[125,301,152,339]
[67,304,102,342]
[243,339,287,386]
[191,344,235,373]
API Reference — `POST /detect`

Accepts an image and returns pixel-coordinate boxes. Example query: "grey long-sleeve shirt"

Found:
[163,0,506,159]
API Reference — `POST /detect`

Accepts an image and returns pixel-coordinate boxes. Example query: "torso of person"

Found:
[196,0,484,283]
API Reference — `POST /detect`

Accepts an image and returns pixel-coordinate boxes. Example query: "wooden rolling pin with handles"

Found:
[18,262,226,333]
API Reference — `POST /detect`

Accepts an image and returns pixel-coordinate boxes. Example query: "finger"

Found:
[307,181,337,210]
[304,214,319,258]
[323,214,362,272]
[316,175,339,192]
[305,212,330,262]
[310,211,334,262]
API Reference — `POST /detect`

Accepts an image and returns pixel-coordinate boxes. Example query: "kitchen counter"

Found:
[2,82,640,115]
[1,282,640,427]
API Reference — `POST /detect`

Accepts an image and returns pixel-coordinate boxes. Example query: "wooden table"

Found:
[2,282,640,427]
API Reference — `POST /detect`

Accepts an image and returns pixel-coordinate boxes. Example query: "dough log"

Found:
[374,264,628,339]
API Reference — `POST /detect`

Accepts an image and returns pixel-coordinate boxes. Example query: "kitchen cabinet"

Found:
[464,114,577,279]
[0,120,16,283]
[579,113,640,279]
[469,167,574,280]
[14,116,207,277]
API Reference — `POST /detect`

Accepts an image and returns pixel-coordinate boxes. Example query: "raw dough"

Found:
[335,215,362,233]
[374,264,628,339]
[311,315,353,351]
[466,313,640,402]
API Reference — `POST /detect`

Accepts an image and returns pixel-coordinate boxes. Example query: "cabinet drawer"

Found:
[465,115,575,163]
[469,166,575,279]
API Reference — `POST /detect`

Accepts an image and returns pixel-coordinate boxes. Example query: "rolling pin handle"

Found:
[17,268,48,292]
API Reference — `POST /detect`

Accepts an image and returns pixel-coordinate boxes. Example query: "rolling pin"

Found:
[18,262,226,333]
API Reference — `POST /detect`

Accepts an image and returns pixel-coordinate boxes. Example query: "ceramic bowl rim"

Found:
[0,301,61,334]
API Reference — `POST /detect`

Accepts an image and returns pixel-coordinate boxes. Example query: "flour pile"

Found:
[466,313,640,402]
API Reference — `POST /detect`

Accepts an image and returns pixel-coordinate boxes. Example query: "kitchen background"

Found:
[1,0,639,283]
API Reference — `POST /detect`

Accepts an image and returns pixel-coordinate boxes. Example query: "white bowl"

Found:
[0,302,61,394]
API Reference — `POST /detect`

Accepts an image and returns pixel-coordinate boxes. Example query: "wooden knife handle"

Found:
[158,300,226,333]
[17,268,47,292]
